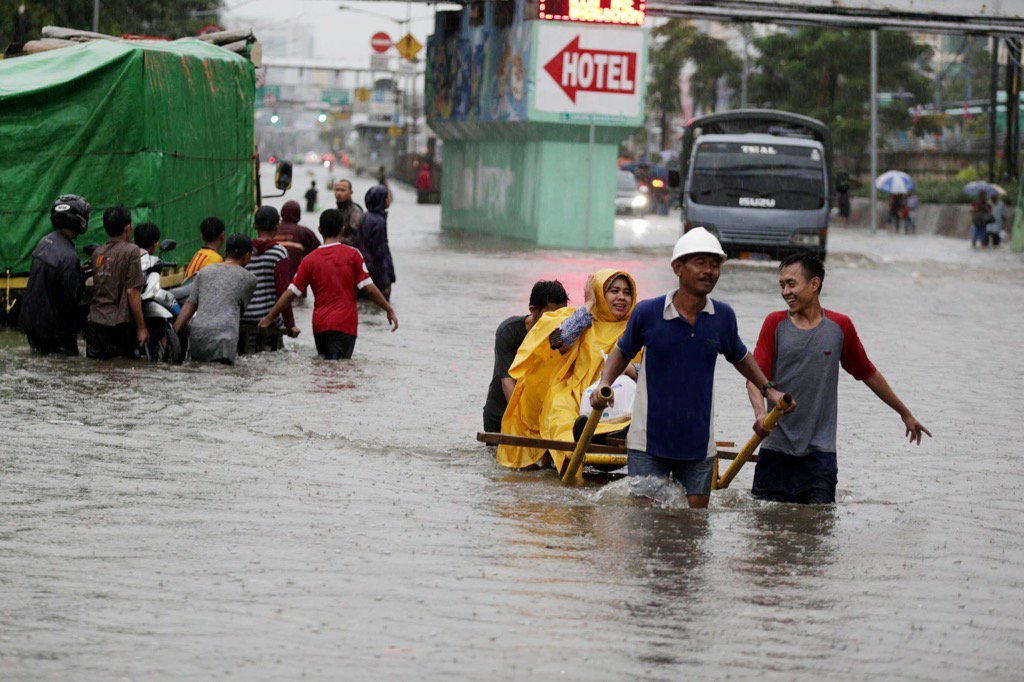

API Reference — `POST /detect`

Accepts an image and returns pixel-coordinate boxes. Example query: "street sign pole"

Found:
[870,30,879,235]
[585,123,595,249]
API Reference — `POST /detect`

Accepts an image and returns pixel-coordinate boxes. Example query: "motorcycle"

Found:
[140,239,184,363]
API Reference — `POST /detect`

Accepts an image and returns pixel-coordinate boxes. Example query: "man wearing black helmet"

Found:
[20,195,90,355]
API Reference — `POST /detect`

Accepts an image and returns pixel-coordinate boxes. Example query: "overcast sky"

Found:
[221,0,455,66]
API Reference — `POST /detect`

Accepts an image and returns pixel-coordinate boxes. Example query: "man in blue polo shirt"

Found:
[592,228,793,508]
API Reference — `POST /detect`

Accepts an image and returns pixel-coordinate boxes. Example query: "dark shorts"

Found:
[85,322,138,360]
[751,448,838,504]
[627,449,714,496]
[483,413,502,435]
[26,332,79,357]
[314,330,356,360]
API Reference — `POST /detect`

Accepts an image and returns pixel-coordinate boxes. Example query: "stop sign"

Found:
[371,32,392,53]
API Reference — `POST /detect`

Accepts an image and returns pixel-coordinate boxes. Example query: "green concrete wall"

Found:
[440,125,628,249]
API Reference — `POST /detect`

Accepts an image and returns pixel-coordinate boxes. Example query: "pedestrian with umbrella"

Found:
[875,171,914,232]
[969,189,994,248]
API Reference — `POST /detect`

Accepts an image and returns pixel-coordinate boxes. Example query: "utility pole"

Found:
[870,30,879,234]
[989,36,999,183]
[92,0,100,33]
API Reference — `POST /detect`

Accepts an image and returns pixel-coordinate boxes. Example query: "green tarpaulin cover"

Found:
[0,39,255,275]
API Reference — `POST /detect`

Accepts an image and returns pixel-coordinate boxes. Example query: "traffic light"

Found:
[269,113,280,124]
[317,113,328,123]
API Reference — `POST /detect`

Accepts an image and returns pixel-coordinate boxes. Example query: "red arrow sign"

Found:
[371,31,393,53]
[543,36,637,104]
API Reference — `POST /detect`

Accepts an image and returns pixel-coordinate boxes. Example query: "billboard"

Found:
[720,0,1024,19]
[531,23,645,124]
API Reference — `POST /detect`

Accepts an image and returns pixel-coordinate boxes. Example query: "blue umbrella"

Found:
[963,181,1006,198]
[875,170,914,194]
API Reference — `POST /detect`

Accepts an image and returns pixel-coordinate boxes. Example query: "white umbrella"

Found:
[875,170,914,194]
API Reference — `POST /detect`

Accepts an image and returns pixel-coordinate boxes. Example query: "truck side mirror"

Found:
[159,239,177,253]
[275,161,293,191]
[668,169,681,189]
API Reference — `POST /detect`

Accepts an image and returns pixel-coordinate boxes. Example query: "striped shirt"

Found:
[184,247,223,279]
[242,243,289,324]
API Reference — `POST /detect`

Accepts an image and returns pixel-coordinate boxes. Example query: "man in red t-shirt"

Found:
[258,209,398,359]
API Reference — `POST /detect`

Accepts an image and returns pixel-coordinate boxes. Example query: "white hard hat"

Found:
[671,227,726,263]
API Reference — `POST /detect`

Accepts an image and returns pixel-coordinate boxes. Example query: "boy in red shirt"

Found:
[258,208,397,359]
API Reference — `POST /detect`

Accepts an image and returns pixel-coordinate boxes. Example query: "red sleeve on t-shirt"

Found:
[753,311,787,380]
[291,253,312,294]
[825,310,877,381]
[352,249,372,288]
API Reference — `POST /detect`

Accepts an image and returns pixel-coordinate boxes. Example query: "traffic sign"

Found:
[321,87,351,105]
[355,87,371,102]
[395,33,422,62]
[388,125,403,138]
[371,31,392,53]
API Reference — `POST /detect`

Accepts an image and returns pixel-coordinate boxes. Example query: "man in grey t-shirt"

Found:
[746,253,930,504]
[173,234,257,364]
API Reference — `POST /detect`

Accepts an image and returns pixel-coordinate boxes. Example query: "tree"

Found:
[1,0,223,48]
[749,27,932,158]
[647,20,741,151]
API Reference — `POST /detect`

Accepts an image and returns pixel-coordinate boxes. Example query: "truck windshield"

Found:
[690,142,825,210]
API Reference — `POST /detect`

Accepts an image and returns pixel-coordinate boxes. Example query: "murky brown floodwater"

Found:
[2,169,1023,680]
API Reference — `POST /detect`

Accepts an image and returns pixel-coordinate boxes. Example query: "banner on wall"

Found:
[533,23,644,121]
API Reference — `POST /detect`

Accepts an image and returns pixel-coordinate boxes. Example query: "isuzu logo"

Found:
[739,197,776,208]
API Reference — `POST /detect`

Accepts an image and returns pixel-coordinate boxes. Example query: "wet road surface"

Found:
[2,168,1023,680]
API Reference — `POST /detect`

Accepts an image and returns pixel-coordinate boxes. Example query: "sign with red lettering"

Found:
[534,24,644,120]
[543,36,636,103]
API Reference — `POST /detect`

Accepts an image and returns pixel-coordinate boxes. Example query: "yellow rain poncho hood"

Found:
[497,269,638,469]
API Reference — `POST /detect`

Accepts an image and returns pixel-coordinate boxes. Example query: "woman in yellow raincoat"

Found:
[497,269,638,470]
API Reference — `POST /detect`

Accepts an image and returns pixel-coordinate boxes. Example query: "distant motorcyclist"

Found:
[20,194,90,356]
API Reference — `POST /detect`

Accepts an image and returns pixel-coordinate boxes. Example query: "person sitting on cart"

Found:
[482,280,568,435]
[497,269,638,473]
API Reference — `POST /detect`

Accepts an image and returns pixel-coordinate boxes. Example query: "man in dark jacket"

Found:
[334,179,363,247]
[358,185,396,299]
[276,200,321,280]
[20,195,91,355]
[304,181,318,213]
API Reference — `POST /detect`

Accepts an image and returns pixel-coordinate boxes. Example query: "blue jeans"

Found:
[627,449,714,496]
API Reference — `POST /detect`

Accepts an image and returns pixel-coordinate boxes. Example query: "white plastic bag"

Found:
[579,375,636,422]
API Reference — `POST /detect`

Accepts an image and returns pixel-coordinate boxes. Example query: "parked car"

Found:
[615,170,648,216]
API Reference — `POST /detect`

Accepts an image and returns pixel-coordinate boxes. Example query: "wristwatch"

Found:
[760,380,777,397]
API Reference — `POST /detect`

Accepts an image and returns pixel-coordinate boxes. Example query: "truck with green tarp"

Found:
[0,37,257,321]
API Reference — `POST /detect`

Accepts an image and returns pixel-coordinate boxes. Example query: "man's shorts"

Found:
[627,449,714,496]
[751,448,838,504]
[314,330,356,360]
[85,322,138,360]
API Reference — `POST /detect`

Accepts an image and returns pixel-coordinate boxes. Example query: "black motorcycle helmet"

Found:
[50,194,91,235]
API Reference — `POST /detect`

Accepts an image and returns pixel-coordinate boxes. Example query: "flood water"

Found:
[2,168,1023,680]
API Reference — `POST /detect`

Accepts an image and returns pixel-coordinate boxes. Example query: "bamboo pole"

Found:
[582,453,627,468]
[714,394,794,490]
[561,386,613,484]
